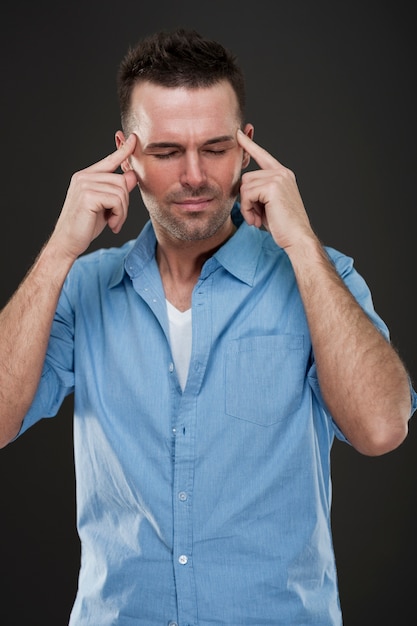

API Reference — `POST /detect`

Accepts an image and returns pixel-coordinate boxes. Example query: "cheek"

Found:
[131,159,167,193]
[228,160,245,197]
[225,159,243,186]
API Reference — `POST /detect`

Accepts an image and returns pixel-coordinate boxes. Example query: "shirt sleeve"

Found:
[16,278,75,437]
[307,246,417,443]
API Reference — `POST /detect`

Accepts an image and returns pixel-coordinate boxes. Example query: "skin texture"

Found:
[0,79,412,453]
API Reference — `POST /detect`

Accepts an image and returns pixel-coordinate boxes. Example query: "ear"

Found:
[241,123,254,169]
[115,130,132,172]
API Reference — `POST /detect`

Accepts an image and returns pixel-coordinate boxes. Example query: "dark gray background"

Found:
[0,1,415,624]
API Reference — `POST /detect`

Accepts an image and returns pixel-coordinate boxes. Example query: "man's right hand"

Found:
[50,133,138,261]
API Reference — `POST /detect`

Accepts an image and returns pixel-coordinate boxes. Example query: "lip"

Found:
[174,198,213,211]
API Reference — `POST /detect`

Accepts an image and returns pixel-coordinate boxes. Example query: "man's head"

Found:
[117,28,246,134]
[115,29,253,245]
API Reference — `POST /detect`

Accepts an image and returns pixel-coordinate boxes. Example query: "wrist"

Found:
[33,236,77,287]
[283,231,325,266]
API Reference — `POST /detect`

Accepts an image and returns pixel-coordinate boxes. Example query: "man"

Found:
[0,28,415,625]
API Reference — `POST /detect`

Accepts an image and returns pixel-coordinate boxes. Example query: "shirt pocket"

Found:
[225,334,306,426]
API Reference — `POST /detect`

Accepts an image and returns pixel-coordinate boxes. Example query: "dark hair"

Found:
[117,28,246,131]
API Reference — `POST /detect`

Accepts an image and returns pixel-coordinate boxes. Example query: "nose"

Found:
[180,152,207,188]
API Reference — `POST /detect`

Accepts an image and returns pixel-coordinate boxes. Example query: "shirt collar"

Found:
[212,204,263,286]
[108,203,264,289]
[108,221,156,288]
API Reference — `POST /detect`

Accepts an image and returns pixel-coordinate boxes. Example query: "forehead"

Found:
[128,80,240,140]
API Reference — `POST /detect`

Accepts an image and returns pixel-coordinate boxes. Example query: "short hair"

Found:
[117,28,246,132]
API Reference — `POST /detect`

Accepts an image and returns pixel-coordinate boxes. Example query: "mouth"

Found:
[174,197,213,212]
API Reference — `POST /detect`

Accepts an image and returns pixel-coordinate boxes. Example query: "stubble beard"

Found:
[145,186,239,242]
[153,205,234,241]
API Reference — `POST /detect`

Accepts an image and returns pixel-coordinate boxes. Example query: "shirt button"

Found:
[169,362,174,373]
[178,491,187,501]
[178,554,188,565]
[168,622,178,626]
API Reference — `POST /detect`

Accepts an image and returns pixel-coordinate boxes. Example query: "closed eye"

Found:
[153,148,227,160]
[153,151,180,160]
[203,149,227,155]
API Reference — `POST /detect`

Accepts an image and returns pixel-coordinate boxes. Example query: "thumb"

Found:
[123,169,138,193]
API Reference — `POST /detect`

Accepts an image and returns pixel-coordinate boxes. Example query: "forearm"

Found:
[0,239,75,447]
[287,235,411,456]
[0,137,138,448]
[236,130,411,454]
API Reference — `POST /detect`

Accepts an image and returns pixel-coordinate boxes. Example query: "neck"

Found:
[155,217,236,311]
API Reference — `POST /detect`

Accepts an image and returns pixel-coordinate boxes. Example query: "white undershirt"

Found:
[166,300,192,391]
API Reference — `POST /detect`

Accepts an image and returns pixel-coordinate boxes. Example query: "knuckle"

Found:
[283,166,296,180]
[70,171,82,185]
[71,170,90,189]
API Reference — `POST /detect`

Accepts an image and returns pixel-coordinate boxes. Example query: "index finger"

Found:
[237,129,281,170]
[86,133,137,174]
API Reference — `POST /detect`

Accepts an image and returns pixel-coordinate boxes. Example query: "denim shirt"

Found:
[21,206,416,625]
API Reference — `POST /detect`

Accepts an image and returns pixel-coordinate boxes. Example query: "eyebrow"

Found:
[145,135,235,150]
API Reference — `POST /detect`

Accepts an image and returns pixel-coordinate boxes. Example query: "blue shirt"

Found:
[20,206,417,625]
